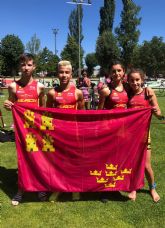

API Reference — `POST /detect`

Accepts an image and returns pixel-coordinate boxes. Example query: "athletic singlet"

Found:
[15,80,39,107]
[104,86,128,109]
[128,89,150,108]
[128,88,151,149]
[53,86,77,109]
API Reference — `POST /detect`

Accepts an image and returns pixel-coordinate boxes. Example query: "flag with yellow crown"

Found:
[12,104,151,192]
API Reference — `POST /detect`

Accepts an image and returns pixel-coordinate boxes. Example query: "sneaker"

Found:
[11,191,23,206]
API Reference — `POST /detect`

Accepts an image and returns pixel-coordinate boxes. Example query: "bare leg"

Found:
[145,149,160,202]
[72,192,80,201]
[128,191,137,201]
[49,192,61,202]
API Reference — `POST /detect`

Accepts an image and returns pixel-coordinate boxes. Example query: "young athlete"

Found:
[76,70,91,110]
[46,60,84,201]
[98,61,154,202]
[97,61,129,202]
[98,61,128,110]
[4,53,46,205]
[127,68,163,202]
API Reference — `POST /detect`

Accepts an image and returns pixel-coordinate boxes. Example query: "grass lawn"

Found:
[0,90,165,228]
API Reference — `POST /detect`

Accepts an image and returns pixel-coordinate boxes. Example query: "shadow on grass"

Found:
[58,191,128,203]
[137,188,150,196]
[0,166,128,203]
[0,166,42,203]
[0,166,18,199]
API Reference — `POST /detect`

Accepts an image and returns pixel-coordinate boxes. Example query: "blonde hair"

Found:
[58,60,72,71]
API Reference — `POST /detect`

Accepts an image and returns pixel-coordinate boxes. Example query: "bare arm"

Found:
[148,88,162,118]
[97,82,108,93]
[38,82,45,107]
[46,89,55,108]
[4,83,17,110]
[97,87,110,110]
[76,89,85,110]
[84,78,91,87]
[145,86,154,98]
[86,78,91,87]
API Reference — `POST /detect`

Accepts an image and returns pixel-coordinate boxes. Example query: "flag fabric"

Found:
[12,104,152,192]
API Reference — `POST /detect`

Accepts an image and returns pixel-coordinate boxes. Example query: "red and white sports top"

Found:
[15,80,39,107]
[128,89,150,108]
[104,88,128,109]
[53,86,77,109]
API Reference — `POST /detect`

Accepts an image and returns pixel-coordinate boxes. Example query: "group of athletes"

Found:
[4,53,164,206]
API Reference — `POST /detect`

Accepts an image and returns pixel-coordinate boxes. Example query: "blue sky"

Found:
[0,0,165,57]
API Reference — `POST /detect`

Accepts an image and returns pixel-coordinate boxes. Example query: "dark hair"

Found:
[81,69,87,74]
[108,60,125,71]
[19,53,35,64]
[127,68,145,82]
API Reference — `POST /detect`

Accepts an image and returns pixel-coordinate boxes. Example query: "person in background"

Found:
[77,69,91,109]
[4,53,46,205]
[97,68,111,92]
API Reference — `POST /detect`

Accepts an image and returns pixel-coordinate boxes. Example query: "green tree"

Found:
[85,53,98,76]
[69,5,83,44]
[26,33,41,55]
[99,0,115,35]
[0,34,24,76]
[96,31,121,73]
[0,55,4,74]
[61,36,83,76]
[61,4,84,75]
[37,47,59,76]
[133,37,165,78]
[115,0,141,68]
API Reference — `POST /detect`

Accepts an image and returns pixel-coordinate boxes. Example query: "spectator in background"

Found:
[77,70,91,109]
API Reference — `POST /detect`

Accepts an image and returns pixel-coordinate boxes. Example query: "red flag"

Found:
[12,105,151,192]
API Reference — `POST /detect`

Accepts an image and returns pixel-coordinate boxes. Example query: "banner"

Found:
[12,105,151,192]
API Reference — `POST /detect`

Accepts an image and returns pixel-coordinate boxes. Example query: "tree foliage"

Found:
[61,36,84,75]
[96,31,121,73]
[99,0,115,35]
[0,55,5,75]
[26,33,41,55]
[62,5,84,75]
[69,5,83,44]
[115,0,141,68]
[0,34,24,76]
[85,53,98,76]
[36,47,59,76]
[132,36,165,77]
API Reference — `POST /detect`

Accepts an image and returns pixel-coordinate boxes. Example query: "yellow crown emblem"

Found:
[104,182,116,188]
[96,177,109,183]
[90,170,102,176]
[113,175,124,181]
[121,168,132,174]
[105,170,117,177]
[106,164,118,170]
